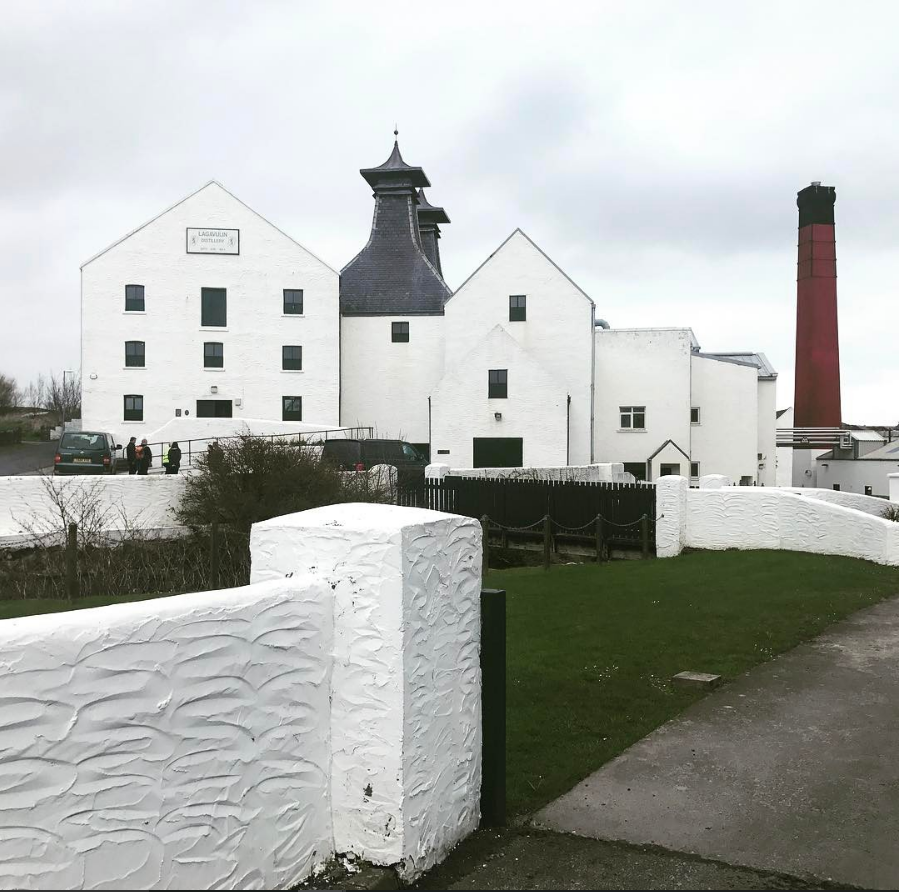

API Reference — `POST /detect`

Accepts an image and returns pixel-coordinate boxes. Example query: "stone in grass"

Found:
[672,671,722,689]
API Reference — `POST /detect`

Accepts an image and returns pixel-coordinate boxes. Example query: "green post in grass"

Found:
[595,515,604,563]
[543,514,552,570]
[480,587,506,826]
[65,522,77,603]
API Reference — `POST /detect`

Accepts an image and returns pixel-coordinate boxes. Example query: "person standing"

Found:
[166,441,182,474]
[138,438,153,475]
[126,436,138,475]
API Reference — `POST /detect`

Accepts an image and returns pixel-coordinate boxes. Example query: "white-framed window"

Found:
[620,406,645,429]
[691,407,701,424]
[690,461,700,478]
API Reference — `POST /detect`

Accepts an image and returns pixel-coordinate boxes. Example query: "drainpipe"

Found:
[590,306,597,462]
[566,395,571,465]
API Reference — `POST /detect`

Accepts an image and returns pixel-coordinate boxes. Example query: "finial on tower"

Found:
[394,124,399,141]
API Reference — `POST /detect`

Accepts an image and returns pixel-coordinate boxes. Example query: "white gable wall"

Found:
[340,315,444,446]
[430,326,568,467]
[444,231,594,464]
[757,377,777,486]
[81,183,340,442]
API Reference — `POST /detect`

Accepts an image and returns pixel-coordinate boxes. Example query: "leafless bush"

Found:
[882,504,899,523]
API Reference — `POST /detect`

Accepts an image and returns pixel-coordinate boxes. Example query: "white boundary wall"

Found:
[0,475,186,547]
[0,503,482,889]
[657,475,899,566]
[426,463,633,483]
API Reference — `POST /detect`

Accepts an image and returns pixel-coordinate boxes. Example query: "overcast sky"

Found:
[2,0,897,423]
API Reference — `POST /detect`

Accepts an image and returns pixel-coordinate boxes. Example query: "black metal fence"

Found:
[398,474,656,550]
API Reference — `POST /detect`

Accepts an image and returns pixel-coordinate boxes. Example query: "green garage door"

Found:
[473,437,523,468]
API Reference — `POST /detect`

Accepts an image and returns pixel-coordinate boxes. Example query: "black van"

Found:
[54,431,121,475]
[321,439,427,472]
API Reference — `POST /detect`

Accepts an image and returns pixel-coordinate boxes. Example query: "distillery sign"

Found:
[186,228,240,255]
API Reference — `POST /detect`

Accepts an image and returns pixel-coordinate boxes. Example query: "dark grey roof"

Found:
[341,140,451,315]
[695,351,778,379]
[416,188,450,224]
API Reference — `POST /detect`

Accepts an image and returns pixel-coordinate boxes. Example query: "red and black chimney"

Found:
[794,182,841,428]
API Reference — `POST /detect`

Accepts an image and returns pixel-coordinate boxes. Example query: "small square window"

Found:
[284,289,304,315]
[832,483,841,491]
[865,485,873,496]
[488,369,508,399]
[201,287,227,327]
[509,295,527,322]
[690,461,700,478]
[282,396,302,422]
[282,345,303,370]
[123,394,143,421]
[620,406,646,429]
[392,322,410,343]
[204,342,224,368]
[125,284,145,312]
[691,407,701,424]
[125,340,145,367]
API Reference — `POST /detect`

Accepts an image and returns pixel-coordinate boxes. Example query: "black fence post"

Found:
[595,515,604,563]
[543,514,552,570]
[480,515,490,579]
[480,588,506,827]
[210,521,220,589]
[66,522,78,603]
[641,514,650,559]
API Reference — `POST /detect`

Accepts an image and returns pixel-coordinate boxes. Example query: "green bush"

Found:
[176,435,389,531]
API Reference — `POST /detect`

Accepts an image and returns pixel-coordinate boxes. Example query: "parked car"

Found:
[54,431,121,475]
[321,438,427,472]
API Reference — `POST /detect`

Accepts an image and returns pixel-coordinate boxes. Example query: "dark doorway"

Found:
[196,399,233,418]
[659,462,681,476]
[473,437,523,468]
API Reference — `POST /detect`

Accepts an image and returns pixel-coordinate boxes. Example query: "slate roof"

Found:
[696,352,778,379]
[341,140,451,315]
[416,188,450,225]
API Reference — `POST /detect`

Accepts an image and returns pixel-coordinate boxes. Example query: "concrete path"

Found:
[0,441,56,475]
[535,596,899,889]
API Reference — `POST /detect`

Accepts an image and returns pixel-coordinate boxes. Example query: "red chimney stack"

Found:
[794,183,841,428]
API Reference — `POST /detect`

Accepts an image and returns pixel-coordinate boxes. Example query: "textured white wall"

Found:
[690,354,759,483]
[757,379,777,486]
[780,487,892,517]
[430,326,569,468]
[0,578,334,891]
[250,503,482,880]
[444,231,595,464]
[814,457,899,498]
[436,463,631,482]
[0,475,185,546]
[340,315,444,445]
[890,474,899,503]
[593,329,693,469]
[81,182,340,441]
[657,475,899,565]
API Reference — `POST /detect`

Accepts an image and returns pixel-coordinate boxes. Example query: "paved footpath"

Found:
[0,441,57,475]
[534,596,899,889]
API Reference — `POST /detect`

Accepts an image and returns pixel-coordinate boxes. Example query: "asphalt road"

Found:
[0,441,57,475]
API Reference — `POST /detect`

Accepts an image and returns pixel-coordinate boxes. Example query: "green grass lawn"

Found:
[486,549,899,817]
[0,591,179,621]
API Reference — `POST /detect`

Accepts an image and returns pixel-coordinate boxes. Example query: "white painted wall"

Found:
[444,230,595,464]
[655,475,899,566]
[81,182,340,442]
[690,354,759,484]
[429,463,632,482]
[593,329,693,475]
[815,457,899,498]
[430,326,569,468]
[757,378,777,486]
[250,503,482,879]
[0,577,334,890]
[781,486,891,517]
[0,475,186,547]
[340,315,444,445]
[890,473,899,503]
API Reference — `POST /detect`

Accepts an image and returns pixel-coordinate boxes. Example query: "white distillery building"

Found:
[80,138,777,481]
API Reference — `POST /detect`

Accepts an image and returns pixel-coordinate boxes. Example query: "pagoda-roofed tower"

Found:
[415,188,450,277]
[340,138,451,314]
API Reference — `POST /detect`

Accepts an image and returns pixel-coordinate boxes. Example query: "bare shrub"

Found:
[882,504,899,523]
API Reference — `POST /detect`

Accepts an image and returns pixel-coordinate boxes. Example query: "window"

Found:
[282,345,303,370]
[125,341,145,367]
[201,287,227,327]
[690,461,700,478]
[125,284,145,312]
[509,294,527,321]
[488,369,508,399]
[282,396,302,421]
[691,407,701,424]
[123,394,143,421]
[620,406,646,429]
[832,483,841,492]
[392,322,409,343]
[196,399,232,418]
[865,485,873,496]
[283,289,304,315]
[204,342,224,368]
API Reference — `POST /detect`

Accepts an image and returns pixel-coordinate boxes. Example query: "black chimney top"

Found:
[797,183,836,227]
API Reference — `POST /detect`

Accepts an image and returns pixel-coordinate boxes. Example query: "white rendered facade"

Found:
[81,182,340,442]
